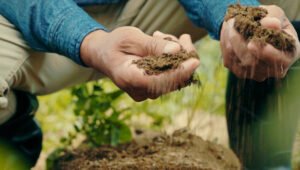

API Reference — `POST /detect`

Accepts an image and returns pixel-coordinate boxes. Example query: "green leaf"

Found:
[74,124,80,132]
[119,123,132,143]
[108,90,124,101]
[93,85,103,92]
[60,137,67,144]
[110,125,120,146]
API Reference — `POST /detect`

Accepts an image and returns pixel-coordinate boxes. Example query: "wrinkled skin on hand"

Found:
[80,26,200,101]
[221,5,300,82]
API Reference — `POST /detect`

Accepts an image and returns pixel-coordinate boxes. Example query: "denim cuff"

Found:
[178,0,261,40]
[207,0,261,40]
[49,7,109,66]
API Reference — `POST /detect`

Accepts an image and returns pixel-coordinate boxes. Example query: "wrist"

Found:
[80,29,109,67]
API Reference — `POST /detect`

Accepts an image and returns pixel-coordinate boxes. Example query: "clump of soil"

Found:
[133,40,199,75]
[52,129,241,170]
[225,2,295,52]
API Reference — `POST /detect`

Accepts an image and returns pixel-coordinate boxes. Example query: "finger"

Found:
[175,58,200,89]
[221,41,235,70]
[148,94,160,100]
[283,28,299,42]
[149,58,200,95]
[229,28,256,67]
[179,34,197,52]
[247,43,288,80]
[220,20,235,69]
[260,5,285,19]
[271,61,288,78]
[129,93,147,102]
[248,41,291,67]
[260,17,282,30]
[230,61,247,79]
[153,31,179,42]
[119,28,181,57]
[260,44,291,67]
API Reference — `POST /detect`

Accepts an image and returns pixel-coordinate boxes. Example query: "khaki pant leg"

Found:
[0,15,28,124]
[87,0,207,41]
[0,15,104,123]
[119,0,207,41]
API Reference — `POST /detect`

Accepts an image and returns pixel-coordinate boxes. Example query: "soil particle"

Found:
[52,129,241,170]
[225,2,295,52]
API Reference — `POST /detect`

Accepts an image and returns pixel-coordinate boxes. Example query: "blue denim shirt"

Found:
[0,0,260,66]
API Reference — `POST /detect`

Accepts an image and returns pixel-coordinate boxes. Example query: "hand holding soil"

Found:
[80,27,199,101]
[221,3,300,82]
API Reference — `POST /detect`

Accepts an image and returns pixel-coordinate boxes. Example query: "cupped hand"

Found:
[220,5,300,82]
[80,27,200,101]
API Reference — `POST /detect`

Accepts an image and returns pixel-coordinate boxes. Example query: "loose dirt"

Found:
[133,37,199,75]
[225,2,295,52]
[52,129,241,170]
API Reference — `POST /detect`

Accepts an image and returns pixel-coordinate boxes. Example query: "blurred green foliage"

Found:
[37,90,75,151]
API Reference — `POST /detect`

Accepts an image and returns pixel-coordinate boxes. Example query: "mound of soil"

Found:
[225,2,295,52]
[52,129,241,170]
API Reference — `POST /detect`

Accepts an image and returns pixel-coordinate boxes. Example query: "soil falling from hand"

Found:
[225,2,295,52]
[51,129,241,170]
[133,50,199,75]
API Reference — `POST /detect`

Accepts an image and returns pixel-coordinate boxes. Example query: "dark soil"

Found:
[133,44,199,75]
[225,2,295,52]
[52,129,241,170]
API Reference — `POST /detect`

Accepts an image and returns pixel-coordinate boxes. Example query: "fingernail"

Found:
[155,31,163,35]
[153,31,164,37]
[164,42,180,53]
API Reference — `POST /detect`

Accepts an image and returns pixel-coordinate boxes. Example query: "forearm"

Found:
[0,0,108,65]
[177,0,261,40]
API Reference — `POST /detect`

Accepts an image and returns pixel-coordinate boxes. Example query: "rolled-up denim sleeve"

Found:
[177,0,261,40]
[0,0,108,66]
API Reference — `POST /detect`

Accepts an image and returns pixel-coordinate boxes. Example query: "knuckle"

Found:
[180,34,191,40]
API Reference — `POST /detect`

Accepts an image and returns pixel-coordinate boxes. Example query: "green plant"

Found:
[46,81,132,169]
[70,81,132,146]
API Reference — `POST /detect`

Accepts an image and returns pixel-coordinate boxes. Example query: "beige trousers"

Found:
[0,0,206,124]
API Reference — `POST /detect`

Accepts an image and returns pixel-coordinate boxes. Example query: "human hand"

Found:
[80,27,200,101]
[220,5,300,82]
